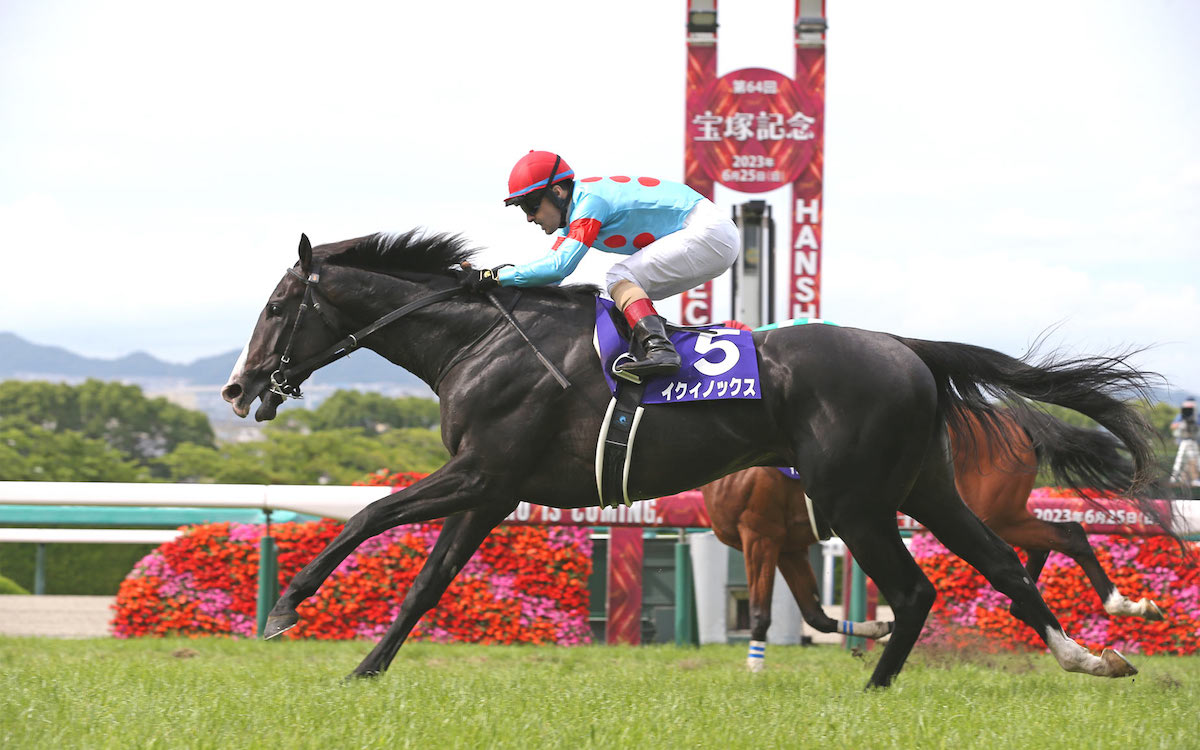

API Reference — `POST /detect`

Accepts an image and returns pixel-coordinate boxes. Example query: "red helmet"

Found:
[505,150,574,205]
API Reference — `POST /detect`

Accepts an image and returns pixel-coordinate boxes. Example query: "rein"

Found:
[269,265,570,400]
[483,290,571,389]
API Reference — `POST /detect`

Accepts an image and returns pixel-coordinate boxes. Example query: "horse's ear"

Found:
[298,233,312,273]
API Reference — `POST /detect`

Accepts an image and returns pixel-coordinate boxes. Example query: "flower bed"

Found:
[112,471,593,644]
[910,531,1200,654]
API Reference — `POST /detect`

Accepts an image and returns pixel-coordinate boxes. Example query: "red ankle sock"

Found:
[623,298,658,328]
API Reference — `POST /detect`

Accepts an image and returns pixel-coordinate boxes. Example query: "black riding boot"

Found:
[615,315,681,380]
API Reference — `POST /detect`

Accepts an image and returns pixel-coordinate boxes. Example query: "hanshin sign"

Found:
[682,1,827,324]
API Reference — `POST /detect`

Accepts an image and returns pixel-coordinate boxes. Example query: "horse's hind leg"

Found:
[350,503,515,678]
[995,517,1164,621]
[906,485,1137,678]
[738,528,780,672]
[833,513,936,688]
[776,549,894,642]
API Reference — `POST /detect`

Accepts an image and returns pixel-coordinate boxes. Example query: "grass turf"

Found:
[1,638,1196,749]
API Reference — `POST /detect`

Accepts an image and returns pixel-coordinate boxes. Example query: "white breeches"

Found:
[605,199,739,300]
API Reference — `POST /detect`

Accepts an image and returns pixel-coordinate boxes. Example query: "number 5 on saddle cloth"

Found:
[592,298,761,508]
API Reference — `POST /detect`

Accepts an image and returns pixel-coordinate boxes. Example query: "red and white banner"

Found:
[680,0,719,325]
[791,45,825,319]
[502,490,710,528]
[501,490,1174,537]
[899,496,1175,537]
[682,1,826,324]
[687,67,821,194]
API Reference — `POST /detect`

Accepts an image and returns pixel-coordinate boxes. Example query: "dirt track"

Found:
[0,595,113,638]
[0,596,892,644]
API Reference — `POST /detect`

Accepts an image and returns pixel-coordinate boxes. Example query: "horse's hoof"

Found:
[746,658,765,674]
[1142,599,1166,621]
[1100,648,1138,678]
[262,611,299,640]
[344,669,381,682]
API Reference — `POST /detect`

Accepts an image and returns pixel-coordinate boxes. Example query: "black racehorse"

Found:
[222,231,1163,687]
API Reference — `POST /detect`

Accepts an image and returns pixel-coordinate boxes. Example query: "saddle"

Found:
[592,299,761,508]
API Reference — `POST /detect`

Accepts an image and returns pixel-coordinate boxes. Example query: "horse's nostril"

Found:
[221,384,243,402]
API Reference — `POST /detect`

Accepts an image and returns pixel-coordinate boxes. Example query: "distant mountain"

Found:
[4,330,1191,409]
[0,331,428,389]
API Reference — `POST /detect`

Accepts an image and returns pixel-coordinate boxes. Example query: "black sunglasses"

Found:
[518,191,544,216]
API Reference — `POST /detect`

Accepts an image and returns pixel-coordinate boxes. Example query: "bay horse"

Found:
[222,231,1164,687]
[703,408,1168,672]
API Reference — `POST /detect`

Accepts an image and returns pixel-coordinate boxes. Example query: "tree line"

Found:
[0,380,449,484]
[0,379,1182,487]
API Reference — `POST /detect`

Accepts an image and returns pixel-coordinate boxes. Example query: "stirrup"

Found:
[615,353,680,381]
[612,352,643,384]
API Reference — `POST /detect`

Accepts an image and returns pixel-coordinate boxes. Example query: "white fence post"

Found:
[688,531,728,644]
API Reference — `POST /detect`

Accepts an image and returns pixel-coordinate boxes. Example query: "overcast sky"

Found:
[2,0,1197,396]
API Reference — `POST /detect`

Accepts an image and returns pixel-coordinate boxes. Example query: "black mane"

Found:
[319,229,600,299]
[321,230,476,276]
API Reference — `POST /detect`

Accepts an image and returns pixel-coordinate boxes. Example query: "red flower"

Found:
[113,470,593,644]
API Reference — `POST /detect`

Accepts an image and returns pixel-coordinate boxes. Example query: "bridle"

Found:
[268,261,463,400]
[267,261,570,400]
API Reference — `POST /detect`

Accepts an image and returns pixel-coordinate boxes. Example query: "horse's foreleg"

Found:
[998,517,1165,621]
[265,463,491,639]
[738,530,780,673]
[777,550,895,641]
[349,503,515,678]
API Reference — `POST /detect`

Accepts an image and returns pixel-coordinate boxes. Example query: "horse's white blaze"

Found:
[1104,589,1165,620]
[225,341,250,388]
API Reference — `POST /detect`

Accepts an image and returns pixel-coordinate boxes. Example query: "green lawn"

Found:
[1,638,1196,749]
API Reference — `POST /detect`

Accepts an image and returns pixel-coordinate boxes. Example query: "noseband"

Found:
[268,265,340,398]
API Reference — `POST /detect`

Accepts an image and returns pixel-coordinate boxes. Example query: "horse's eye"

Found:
[267,303,282,318]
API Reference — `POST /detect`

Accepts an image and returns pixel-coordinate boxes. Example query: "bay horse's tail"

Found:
[1008,407,1136,498]
[893,336,1177,536]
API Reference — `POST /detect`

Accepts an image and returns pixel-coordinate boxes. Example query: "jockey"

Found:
[468,150,740,381]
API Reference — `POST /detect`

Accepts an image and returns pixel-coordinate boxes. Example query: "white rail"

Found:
[0,481,387,521]
[0,528,182,545]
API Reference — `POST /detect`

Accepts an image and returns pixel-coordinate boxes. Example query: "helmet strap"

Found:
[544,154,572,229]
[553,184,572,229]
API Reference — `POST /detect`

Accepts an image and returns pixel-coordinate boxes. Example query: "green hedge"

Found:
[0,542,156,595]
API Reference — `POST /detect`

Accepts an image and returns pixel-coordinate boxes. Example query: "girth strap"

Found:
[595,379,647,508]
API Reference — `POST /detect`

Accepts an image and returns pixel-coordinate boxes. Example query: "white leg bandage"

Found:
[746,640,766,673]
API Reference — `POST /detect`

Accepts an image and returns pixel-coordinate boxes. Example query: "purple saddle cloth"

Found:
[593,298,761,403]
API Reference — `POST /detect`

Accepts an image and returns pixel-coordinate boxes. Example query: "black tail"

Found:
[894,336,1177,537]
